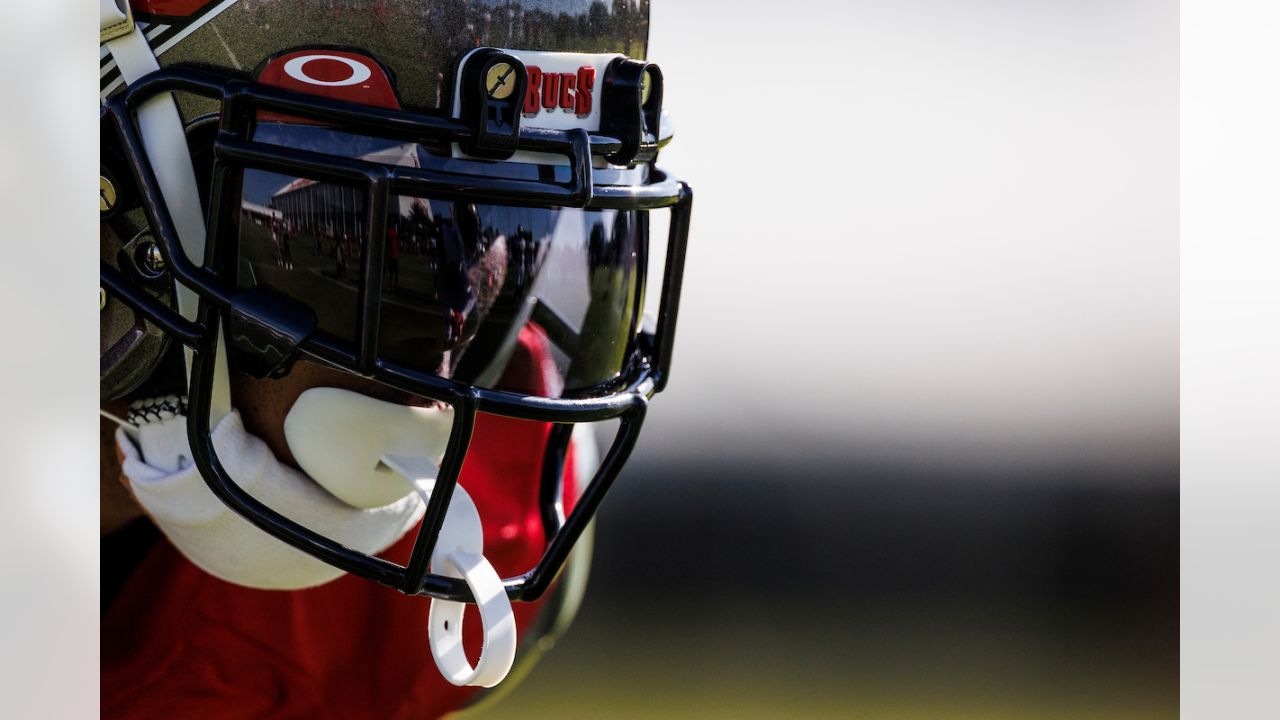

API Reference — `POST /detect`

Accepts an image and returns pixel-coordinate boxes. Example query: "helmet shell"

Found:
[105,0,651,117]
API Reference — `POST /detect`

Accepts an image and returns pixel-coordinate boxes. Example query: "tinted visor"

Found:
[235,122,646,396]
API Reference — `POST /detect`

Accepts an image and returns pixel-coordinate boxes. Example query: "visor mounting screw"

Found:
[485,61,517,100]
[99,287,106,311]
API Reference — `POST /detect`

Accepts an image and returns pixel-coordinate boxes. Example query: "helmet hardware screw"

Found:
[138,242,166,275]
[100,287,107,311]
[100,175,117,215]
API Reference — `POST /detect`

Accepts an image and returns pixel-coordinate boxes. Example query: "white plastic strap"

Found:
[381,454,517,688]
[102,5,231,425]
[100,0,133,42]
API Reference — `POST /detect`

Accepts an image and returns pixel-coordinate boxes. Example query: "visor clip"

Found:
[226,285,317,379]
[458,48,527,160]
[600,58,663,166]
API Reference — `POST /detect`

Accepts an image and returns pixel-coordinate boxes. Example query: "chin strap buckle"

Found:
[381,454,517,688]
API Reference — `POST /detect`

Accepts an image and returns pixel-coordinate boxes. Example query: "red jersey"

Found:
[103,326,577,719]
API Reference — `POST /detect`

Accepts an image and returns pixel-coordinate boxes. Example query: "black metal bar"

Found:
[300,333,460,399]
[217,135,586,209]
[417,363,650,420]
[357,174,390,373]
[588,172,685,210]
[388,166,584,209]
[120,67,657,167]
[217,86,255,141]
[296,332,362,375]
[518,402,648,601]
[227,82,469,146]
[121,68,236,106]
[123,69,471,146]
[215,137,377,187]
[401,395,478,594]
[296,327,656,421]
[652,183,693,392]
[105,97,232,309]
[631,210,652,361]
[100,263,207,348]
[538,424,575,542]
[567,128,593,208]
[204,144,239,277]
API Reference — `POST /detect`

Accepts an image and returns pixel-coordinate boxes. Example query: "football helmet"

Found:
[100,0,690,690]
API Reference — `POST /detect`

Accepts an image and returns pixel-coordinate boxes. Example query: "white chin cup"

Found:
[381,454,517,688]
[284,387,454,508]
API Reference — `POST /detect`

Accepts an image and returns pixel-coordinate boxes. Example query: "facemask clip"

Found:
[227,285,317,379]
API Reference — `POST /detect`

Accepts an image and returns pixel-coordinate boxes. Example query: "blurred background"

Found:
[479,0,1177,718]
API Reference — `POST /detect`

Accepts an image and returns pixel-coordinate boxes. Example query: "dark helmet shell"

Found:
[104,0,651,117]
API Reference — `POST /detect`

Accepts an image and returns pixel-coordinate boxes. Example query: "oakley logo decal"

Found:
[282,54,373,87]
[524,65,595,117]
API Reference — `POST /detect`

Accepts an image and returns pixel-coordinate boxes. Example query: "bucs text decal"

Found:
[524,66,595,118]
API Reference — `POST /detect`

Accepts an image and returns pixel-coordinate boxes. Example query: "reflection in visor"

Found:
[235,123,645,397]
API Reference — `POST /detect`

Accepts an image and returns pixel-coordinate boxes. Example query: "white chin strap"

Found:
[285,388,517,687]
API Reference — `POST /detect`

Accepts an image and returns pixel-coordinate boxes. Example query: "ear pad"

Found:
[284,387,454,508]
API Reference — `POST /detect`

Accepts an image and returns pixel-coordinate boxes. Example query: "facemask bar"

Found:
[100,65,692,604]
